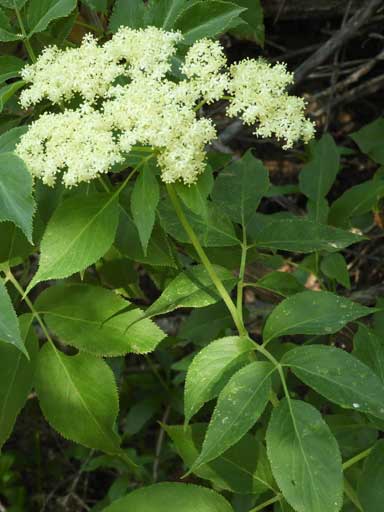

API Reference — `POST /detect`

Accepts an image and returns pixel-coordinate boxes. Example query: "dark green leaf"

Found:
[179,302,233,344]
[354,324,384,383]
[0,126,28,153]
[230,0,264,45]
[35,342,121,453]
[109,0,146,31]
[192,362,273,468]
[184,336,255,423]
[320,253,350,288]
[175,166,213,217]
[131,164,159,255]
[255,271,305,297]
[0,8,23,42]
[103,482,233,512]
[27,0,77,36]
[358,440,384,511]
[0,277,26,355]
[0,56,24,84]
[266,399,343,512]
[35,284,165,356]
[351,118,384,164]
[283,345,384,420]
[0,81,25,112]
[0,222,33,264]
[263,291,372,344]
[82,0,107,11]
[0,314,38,448]
[0,152,34,243]
[212,149,270,224]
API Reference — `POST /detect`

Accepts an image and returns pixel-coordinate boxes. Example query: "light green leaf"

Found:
[0,56,24,84]
[0,277,26,355]
[354,324,384,383]
[283,345,384,420]
[0,80,25,112]
[28,193,119,291]
[212,149,270,224]
[109,0,146,31]
[184,336,255,424]
[255,271,305,297]
[35,342,121,453]
[175,166,213,217]
[0,126,28,153]
[174,0,246,44]
[0,314,38,448]
[165,423,275,495]
[145,264,236,318]
[103,482,233,512]
[131,164,159,255]
[299,134,340,223]
[320,253,350,288]
[27,0,77,36]
[35,284,165,357]
[0,7,23,42]
[351,118,384,164]
[263,291,373,344]
[192,362,273,469]
[159,199,238,247]
[250,218,362,252]
[0,152,34,243]
[358,440,384,511]
[266,399,343,512]
[145,0,201,30]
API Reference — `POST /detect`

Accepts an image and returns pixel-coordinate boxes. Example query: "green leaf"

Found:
[358,440,384,511]
[263,290,372,344]
[351,118,384,164]
[0,56,24,84]
[184,336,255,424]
[82,0,107,12]
[266,399,343,512]
[328,177,384,227]
[249,218,362,252]
[0,152,34,243]
[299,134,340,223]
[0,314,38,448]
[0,80,25,112]
[192,362,273,469]
[174,0,246,44]
[175,166,213,217]
[0,0,27,7]
[35,284,165,356]
[230,0,264,45]
[27,0,77,36]
[0,222,33,264]
[159,199,238,247]
[212,149,270,224]
[0,277,26,355]
[145,0,201,30]
[326,414,377,459]
[131,164,159,255]
[0,126,28,153]
[103,482,233,512]
[165,423,275,495]
[255,271,305,297]
[35,342,121,453]
[353,324,384,383]
[145,264,236,318]
[0,7,23,42]
[28,193,119,291]
[109,0,146,31]
[179,302,233,344]
[283,345,384,420]
[320,253,350,288]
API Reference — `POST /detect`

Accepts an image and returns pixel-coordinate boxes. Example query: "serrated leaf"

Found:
[0,80,25,112]
[358,440,384,511]
[28,193,119,291]
[174,0,246,44]
[263,291,373,344]
[0,56,24,84]
[283,345,384,420]
[145,264,236,318]
[184,336,255,423]
[103,482,233,512]
[27,0,77,36]
[0,152,34,243]
[108,0,146,31]
[354,324,384,383]
[320,253,350,288]
[212,149,270,224]
[249,218,362,252]
[131,164,159,255]
[351,118,384,164]
[230,0,264,45]
[165,423,275,495]
[35,342,121,453]
[0,222,33,264]
[35,284,165,356]
[0,314,38,448]
[0,7,23,42]
[0,277,26,355]
[192,362,273,469]
[266,399,343,512]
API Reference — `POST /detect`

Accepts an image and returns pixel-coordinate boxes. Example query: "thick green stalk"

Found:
[166,183,246,336]
[13,2,36,63]
[249,494,282,512]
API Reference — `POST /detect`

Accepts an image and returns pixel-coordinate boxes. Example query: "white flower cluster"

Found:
[16,27,314,187]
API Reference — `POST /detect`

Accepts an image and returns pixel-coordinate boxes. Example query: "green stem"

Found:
[75,20,103,35]
[344,477,363,512]
[237,221,247,324]
[13,2,36,63]
[343,446,373,470]
[249,494,282,512]
[166,183,246,336]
